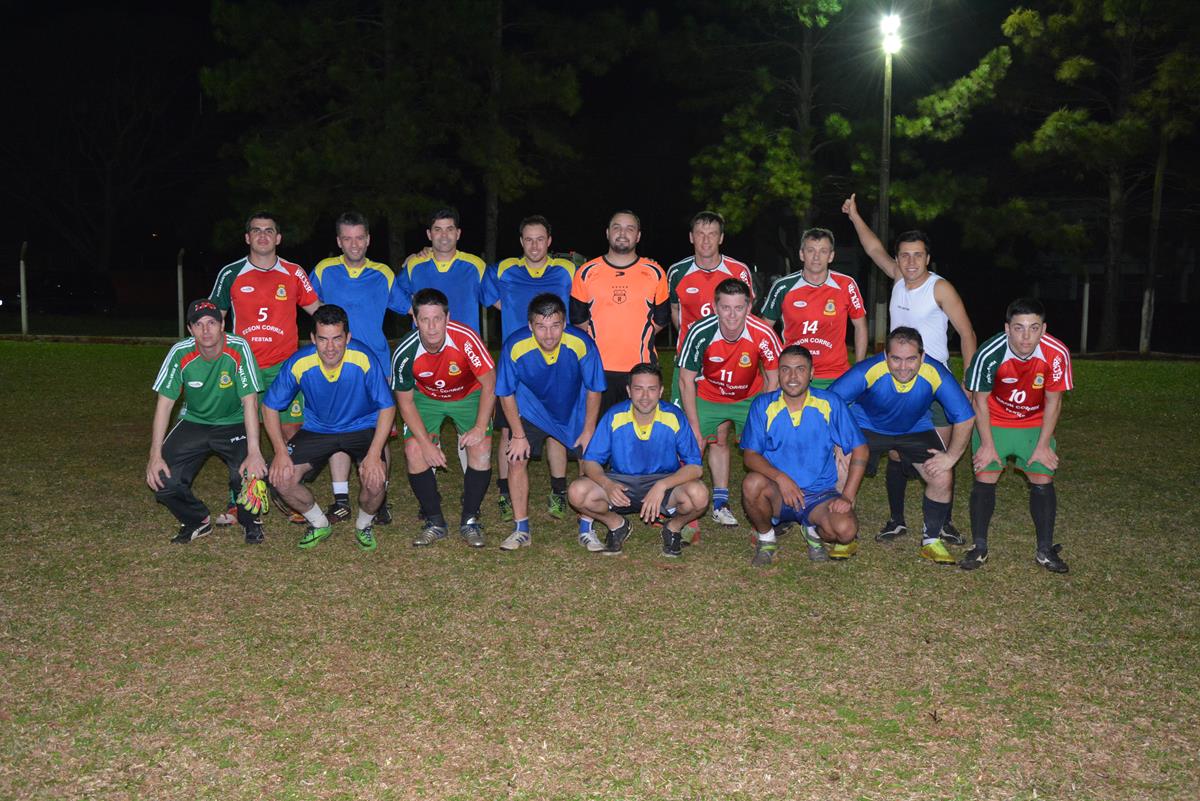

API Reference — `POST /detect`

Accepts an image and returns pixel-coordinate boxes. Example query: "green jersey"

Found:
[152,334,262,426]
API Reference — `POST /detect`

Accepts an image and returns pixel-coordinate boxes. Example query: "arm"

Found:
[459,371,497,449]
[1029,391,1063,471]
[358,406,395,491]
[396,389,447,469]
[237,393,268,479]
[301,300,321,316]
[574,390,602,454]
[830,442,870,513]
[671,302,681,332]
[145,394,176,490]
[638,463,703,524]
[935,280,977,379]
[923,418,974,477]
[500,395,530,462]
[263,406,295,487]
[743,449,805,510]
[677,367,703,449]
[841,193,899,281]
[581,458,632,510]
[762,367,779,393]
[970,391,999,473]
[851,315,868,364]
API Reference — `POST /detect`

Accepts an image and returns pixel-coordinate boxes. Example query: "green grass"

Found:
[1,342,1198,800]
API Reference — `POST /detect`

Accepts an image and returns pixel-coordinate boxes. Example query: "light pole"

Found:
[874,13,902,348]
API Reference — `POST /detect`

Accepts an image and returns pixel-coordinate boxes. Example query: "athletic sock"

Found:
[303,504,331,529]
[578,517,594,535]
[712,487,730,510]
[804,525,822,547]
[356,509,375,530]
[497,478,509,497]
[515,518,530,533]
[757,528,777,544]
[407,468,443,522]
[885,459,908,523]
[922,496,952,545]
[969,480,997,550]
[1029,482,1057,552]
[332,482,350,505]
[550,475,567,497]
[461,467,492,525]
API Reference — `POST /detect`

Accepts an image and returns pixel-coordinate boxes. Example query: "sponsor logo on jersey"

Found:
[708,355,724,363]
[187,380,204,388]
[686,287,700,294]
[275,284,288,301]
[1052,357,1064,383]
[219,371,233,388]
[1001,377,1018,384]
[738,352,752,368]
[239,285,255,294]
[418,371,434,378]
[823,299,837,316]
[792,300,807,308]
[613,287,627,304]
[1033,373,1045,388]
[448,362,461,376]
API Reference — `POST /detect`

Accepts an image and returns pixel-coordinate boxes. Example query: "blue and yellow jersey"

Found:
[495,325,606,448]
[584,399,701,476]
[263,342,395,434]
[481,256,575,342]
[829,352,974,436]
[396,250,487,334]
[309,257,406,368]
[740,388,866,495]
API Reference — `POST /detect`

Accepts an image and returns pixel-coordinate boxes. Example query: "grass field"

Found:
[1,341,1197,800]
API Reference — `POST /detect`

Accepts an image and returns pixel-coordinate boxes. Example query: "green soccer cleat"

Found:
[828,540,859,560]
[298,525,333,550]
[750,541,777,567]
[355,526,377,552]
[920,539,957,565]
[497,494,514,523]
[548,492,567,520]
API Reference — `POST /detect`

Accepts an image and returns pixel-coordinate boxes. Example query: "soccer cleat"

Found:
[497,494,514,523]
[547,492,567,520]
[288,511,307,525]
[1035,543,1069,574]
[776,521,794,538]
[171,519,213,544]
[603,518,631,555]
[460,518,486,548]
[499,530,531,550]
[298,525,332,550]
[687,518,701,545]
[750,541,777,567]
[828,540,859,560]
[959,547,989,571]
[325,501,352,524]
[711,506,738,526]
[939,520,965,546]
[661,527,683,558]
[244,522,265,545]
[920,539,957,565]
[579,531,606,552]
[806,539,830,563]
[375,502,393,526]
[355,526,377,552]
[876,519,908,542]
[412,522,449,547]
[215,505,238,527]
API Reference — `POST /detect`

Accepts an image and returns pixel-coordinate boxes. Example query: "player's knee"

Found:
[152,472,187,501]
[741,471,769,497]
[403,438,423,462]
[566,478,592,508]
[688,481,709,509]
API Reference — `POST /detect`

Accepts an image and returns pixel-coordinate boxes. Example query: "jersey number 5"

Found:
[257,307,269,322]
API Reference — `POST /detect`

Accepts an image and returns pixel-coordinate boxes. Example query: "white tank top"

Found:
[890,273,949,363]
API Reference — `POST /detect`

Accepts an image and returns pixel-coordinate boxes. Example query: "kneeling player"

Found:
[962,298,1073,573]
[568,364,709,557]
[740,346,868,565]
[829,327,974,564]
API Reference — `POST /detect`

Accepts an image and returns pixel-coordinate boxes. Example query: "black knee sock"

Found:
[1029,482,1056,552]
[497,477,509,496]
[969,480,997,550]
[550,475,567,497]
[408,468,443,525]
[922,496,951,541]
[885,459,908,523]
[236,505,258,529]
[462,467,492,524]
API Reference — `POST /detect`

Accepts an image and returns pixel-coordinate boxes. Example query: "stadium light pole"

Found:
[875,13,902,348]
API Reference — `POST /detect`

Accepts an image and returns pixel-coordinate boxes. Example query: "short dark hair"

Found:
[1006,297,1046,322]
[245,211,279,233]
[313,304,349,333]
[429,207,460,228]
[714,278,751,301]
[690,210,725,233]
[609,209,641,229]
[895,230,930,254]
[336,211,369,235]
[412,288,449,315]
[519,215,552,237]
[527,292,566,322]
[800,227,835,249]
[779,344,814,366]
[887,326,925,353]
[628,362,662,384]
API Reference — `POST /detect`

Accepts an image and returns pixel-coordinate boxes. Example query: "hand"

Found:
[420,438,448,469]
[776,474,805,510]
[239,453,268,480]
[1028,444,1059,471]
[841,192,860,220]
[359,452,387,492]
[458,425,487,450]
[573,429,593,456]
[146,457,170,491]
[923,450,956,477]
[269,452,295,487]
[506,435,531,462]
[828,494,854,515]
[605,481,632,510]
[639,481,669,524]
[972,443,999,474]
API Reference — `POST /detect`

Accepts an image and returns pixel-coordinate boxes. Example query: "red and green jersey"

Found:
[676,313,782,402]
[390,320,495,401]
[965,331,1073,428]
[760,270,865,379]
[667,255,754,347]
[209,257,319,369]
[151,334,261,426]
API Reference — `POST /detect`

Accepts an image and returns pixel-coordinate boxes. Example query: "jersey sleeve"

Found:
[964,339,998,393]
[739,395,769,454]
[365,352,396,412]
[581,334,607,393]
[462,328,495,377]
[759,326,783,368]
[582,410,614,465]
[651,269,670,328]
[827,364,866,406]
[209,267,234,312]
[232,340,262,397]
[667,264,684,304]
[829,396,867,452]
[386,268,409,314]
[262,357,300,411]
[759,277,786,322]
[675,325,706,373]
[393,266,414,316]
[151,349,183,400]
[495,345,517,398]
[675,419,702,467]
[844,276,866,320]
[569,269,593,325]
[308,268,324,301]
[1044,338,1073,392]
[481,263,501,308]
[292,265,319,308]
[390,345,415,393]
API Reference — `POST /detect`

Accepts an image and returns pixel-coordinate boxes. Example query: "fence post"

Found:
[19,241,29,335]
[177,248,186,339]
[1080,276,1090,355]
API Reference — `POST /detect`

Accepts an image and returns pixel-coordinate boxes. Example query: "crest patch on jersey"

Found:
[738,352,752,367]
[219,371,233,388]
[275,284,288,301]
[448,362,461,375]
[1033,373,1045,388]
[823,299,837,316]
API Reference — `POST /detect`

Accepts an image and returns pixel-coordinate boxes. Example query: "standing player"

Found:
[481,215,576,522]
[676,279,781,527]
[842,193,977,544]
[396,207,487,334]
[263,305,396,552]
[740,346,869,566]
[570,210,670,414]
[667,211,755,527]
[496,294,606,550]
[829,327,975,565]
[391,289,496,548]
[568,364,709,557]
[146,299,267,544]
[759,227,867,388]
[961,298,1073,573]
[310,211,407,525]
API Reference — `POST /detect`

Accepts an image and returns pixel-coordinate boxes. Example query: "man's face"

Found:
[414,303,448,350]
[799,236,834,275]
[520,223,551,264]
[689,221,723,261]
[886,340,924,384]
[188,315,223,351]
[778,353,813,399]
[245,217,281,259]
[714,290,750,338]
[1005,313,1046,359]
[336,224,370,265]
[426,217,461,257]
[627,372,663,416]
[530,312,565,352]
[606,213,641,256]
[312,322,349,368]
[896,241,931,284]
